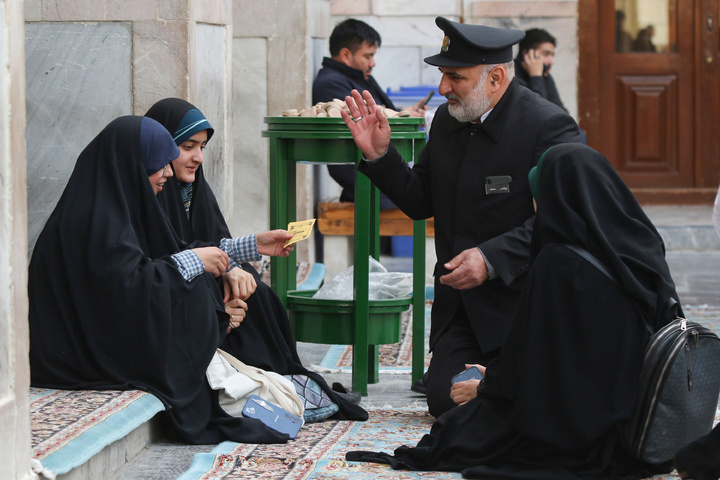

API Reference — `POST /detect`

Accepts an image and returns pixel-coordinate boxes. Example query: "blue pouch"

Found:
[242,394,304,439]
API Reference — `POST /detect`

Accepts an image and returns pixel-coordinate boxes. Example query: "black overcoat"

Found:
[358,80,581,352]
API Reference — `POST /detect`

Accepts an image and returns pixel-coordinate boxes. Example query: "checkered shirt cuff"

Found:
[220,234,261,270]
[172,250,205,281]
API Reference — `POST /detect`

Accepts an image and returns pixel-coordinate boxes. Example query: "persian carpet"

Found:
[30,387,164,475]
[177,408,461,480]
[177,408,720,480]
[319,304,720,372]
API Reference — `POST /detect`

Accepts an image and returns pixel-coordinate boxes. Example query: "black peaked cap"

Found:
[424,17,525,67]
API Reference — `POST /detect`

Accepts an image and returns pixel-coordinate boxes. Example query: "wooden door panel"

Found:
[616,75,682,187]
[580,0,718,201]
[695,0,720,187]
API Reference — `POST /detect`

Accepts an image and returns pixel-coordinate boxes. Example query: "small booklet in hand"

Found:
[451,366,484,384]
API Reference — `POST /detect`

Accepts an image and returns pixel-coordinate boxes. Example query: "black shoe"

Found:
[331,382,361,405]
[410,372,428,395]
[673,425,720,480]
[410,379,426,395]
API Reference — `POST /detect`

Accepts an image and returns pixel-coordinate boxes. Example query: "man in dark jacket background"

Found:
[514,28,566,111]
[313,19,426,209]
[340,17,582,417]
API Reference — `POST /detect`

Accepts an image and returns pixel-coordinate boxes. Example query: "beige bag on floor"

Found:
[206,348,304,418]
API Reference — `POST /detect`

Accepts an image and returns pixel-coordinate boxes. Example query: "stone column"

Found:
[0,0,35,478]
[25,0,233,254]
[232,0,329,264]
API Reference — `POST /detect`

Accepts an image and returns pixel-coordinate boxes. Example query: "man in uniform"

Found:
[341,17,581,417]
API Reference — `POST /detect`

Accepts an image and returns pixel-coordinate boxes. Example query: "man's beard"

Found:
[447,70,492,123]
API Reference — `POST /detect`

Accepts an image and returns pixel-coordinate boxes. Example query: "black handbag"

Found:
[563,244,720,464]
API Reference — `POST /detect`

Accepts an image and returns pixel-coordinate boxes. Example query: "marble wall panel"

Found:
[268,36,311,115]
[330,0,372,16]
[278,0,308,37]
[40,0,100,21]
[375,15,441,47]
[195,23,232,217]
[374,0,461,16]
[158,0,188,20]
[0,0,12,404]
[26,22,132,254]
[191,0,232,25]
[133,20,189,115]
[471,0,577,18]
[232,37,270,235]
[1,2,32,475]
[25,0,42,21]
[308,0,332,38]
[39,0,158,21]
[373,46,423,94]
[105,0,158,21]
[233,0,278,38]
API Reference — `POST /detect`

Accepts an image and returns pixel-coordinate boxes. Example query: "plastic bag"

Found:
[313,256,413,300]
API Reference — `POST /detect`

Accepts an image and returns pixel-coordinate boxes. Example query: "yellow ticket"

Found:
[284,219,316,247]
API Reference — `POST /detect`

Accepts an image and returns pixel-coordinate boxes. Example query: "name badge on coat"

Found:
[485,175,512,194]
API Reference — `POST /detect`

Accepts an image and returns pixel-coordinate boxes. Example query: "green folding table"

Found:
[263,116,427,395]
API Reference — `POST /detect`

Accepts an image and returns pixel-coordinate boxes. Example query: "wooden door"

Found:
[579,0,720,203]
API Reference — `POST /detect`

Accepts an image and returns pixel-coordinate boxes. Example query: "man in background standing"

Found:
[313,18,426,209]
[514,28,586,142]
[514,28,566,111]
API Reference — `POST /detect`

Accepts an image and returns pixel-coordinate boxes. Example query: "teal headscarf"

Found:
[528,146,555,201]
[173,108,214,144]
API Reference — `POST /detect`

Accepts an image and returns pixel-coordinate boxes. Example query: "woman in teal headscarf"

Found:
[145,98,368,422]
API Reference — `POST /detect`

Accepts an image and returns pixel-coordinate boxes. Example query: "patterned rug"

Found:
[177,409,460,480]
[177,408,720,480]
[319,304,720,371]
[30,387,165,476]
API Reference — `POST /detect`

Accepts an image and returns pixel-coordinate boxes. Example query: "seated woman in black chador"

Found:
[145,98,367,422]
[29,116,299,444]
[347,143,682,478]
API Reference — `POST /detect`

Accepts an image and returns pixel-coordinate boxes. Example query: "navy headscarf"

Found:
[139,117,180,176]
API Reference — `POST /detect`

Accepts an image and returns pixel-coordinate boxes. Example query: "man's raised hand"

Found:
[341,89,392,160]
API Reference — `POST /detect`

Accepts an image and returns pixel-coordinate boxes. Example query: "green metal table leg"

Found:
[412,219,427,383]
[269,138,292,306]
[353,166,371,396]
[367,175,381,385]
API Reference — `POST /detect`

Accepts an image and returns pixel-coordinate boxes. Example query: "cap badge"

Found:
[441,35,451,52]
